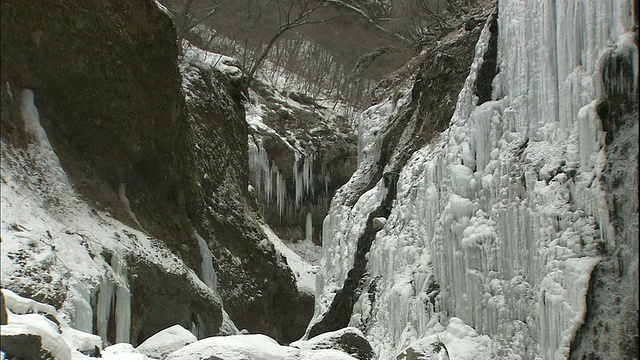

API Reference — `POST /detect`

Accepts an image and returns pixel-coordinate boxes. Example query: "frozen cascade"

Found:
[96,275,114,343]
[112,255,131,344]
[96,253,131,344]
[294,153,314,208]
[118,183,143,229]
[312,1,636,359]
[195,230,218,292]
[248,139,275,204]
[248,136,317,221]
[68,282,94,334]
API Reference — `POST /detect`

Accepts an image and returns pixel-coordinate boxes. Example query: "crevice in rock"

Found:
[309,15,490,337]
[474,9,499,105]
[308,171,399,338]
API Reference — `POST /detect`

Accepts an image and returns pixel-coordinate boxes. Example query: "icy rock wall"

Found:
[312,1,637,359]
[2,89,226,346]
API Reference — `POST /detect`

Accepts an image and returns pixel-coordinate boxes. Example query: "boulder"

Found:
[136,324,197,360]
[396,336,450,360]
[0,331,46,360]
[292,327,375,360]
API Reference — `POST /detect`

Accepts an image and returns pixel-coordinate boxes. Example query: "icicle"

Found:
[305,212,313,241]
[96,254,131,344]
[294,153,303,208]
[293,152,315,209]
[118,183,142,229]
[96,272,114,343]
[112,255,131,344]
[195,230,217,292]
[276,171,286,219]
[69,283,94,334]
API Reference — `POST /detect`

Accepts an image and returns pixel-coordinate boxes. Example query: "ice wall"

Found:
[313,1,636,359]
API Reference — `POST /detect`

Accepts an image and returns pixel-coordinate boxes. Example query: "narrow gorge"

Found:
[1,1,637,360]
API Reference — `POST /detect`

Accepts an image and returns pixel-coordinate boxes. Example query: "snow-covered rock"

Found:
[165,333,358,360]
[396,336,449,360]
[103,343,149,360]
[136,324,197,360]
[292,327,374,360]
[0,289,100,359]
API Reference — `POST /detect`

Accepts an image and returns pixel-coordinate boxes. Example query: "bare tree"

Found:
[161,0,220,52]
[245,0,332,84]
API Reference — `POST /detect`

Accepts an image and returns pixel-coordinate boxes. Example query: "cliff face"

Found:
[1,0,302,346]
[308,0,638,359]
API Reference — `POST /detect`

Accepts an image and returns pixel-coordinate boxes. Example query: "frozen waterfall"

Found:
[311,1,636,359]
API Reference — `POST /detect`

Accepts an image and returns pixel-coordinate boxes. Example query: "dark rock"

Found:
[465,18,478,31]
[182,61,302,344]
[1,290,7,325]
[473,10,499,105]
[396,338,450,360]
[289,91,317,106]
[302,327,375,360]
[569,52,639,358]
[332,330,375,360]
[289,290,315,344]
[128,258,223,346]
[0,333,46,360]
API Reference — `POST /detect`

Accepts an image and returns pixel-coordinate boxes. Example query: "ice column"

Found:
[305,212,313,241]
[112,255,131,344]
[96,272,114,342]
[195,230,218,292]
[248,138,289,219]
[96,254,131,344]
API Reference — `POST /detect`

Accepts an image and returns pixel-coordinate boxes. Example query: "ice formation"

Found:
[248,135,316,220]
[195,230,218,292]
[2,289,103,358]
[310,1,637,359]
[305,212,313,241]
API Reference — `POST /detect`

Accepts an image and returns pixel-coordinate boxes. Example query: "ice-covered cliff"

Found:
[308,1,638,359]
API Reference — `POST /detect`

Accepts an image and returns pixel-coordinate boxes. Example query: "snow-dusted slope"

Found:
[309,1,637,359]
[1,89,224,345]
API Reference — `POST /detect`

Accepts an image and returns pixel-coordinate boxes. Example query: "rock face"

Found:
[0,332,48,360]
[247,79,358,244]
[0,290,7,325]
[1,0,302,345]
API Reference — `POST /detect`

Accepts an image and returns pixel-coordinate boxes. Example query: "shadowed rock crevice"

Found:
[308,10,492,338]
[308,172,399,339]
[474,10,499,105]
